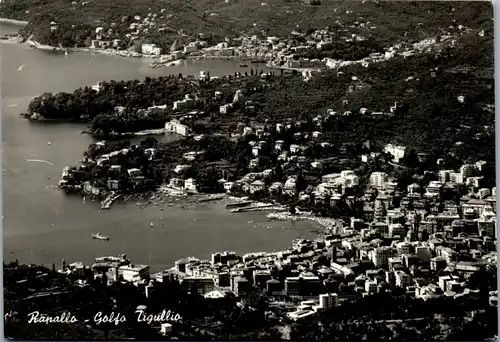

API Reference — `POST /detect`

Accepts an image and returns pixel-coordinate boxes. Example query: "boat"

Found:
[250,60,267,64]
[150,222,154,227]
[92,233,109,241]
[239,63,248,67]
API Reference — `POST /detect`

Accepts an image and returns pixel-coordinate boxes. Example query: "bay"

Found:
[1,23,316,272]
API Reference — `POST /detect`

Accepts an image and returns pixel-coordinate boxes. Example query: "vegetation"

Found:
[27,27,494,162]
[0,0,493,49]
[289,293,498,340]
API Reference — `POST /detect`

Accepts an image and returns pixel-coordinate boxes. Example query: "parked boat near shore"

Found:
[92,233,109,240]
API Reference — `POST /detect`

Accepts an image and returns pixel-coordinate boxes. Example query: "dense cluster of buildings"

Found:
[58,184,497,319]
[57,118,497,317]
[55,18,496,320]
[80,10,473,72]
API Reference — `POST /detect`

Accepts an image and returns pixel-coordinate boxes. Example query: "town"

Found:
[2,0,496,340]
[52,96,497,337]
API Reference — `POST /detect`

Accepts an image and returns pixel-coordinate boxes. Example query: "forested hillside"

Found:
[0,0,493,48]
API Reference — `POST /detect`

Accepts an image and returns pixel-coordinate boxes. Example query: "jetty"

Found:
[101,192,121,209]
[230,204,283,213]
[225,201,252,209]
[198,194,226,203]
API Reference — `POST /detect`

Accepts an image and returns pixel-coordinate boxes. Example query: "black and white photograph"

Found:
[1,0,497,340]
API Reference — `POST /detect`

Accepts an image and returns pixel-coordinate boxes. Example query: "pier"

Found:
[198,194,227,203]
[230,204,284,213]
[101,192,121,209]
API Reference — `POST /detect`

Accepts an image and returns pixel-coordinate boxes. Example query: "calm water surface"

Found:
[1,23,315,272]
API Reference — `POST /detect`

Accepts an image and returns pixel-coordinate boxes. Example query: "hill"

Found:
[0,0,493,48]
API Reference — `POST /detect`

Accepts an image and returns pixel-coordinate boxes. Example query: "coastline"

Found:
[267,211,340,231]
[0,18,28,25]
[81,128,168,137]
[0,21,271,67]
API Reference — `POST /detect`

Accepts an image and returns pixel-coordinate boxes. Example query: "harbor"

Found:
[2,20,320,272]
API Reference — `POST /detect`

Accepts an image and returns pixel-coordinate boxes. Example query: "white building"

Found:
[165,119,190,136]
[384,144,406,163]
[119,264,150,283]
[249,180,266,194]
[395,270,411,288]
[389,223,405,237]
[160,323,173,336]
[438,170,453,183]
[370,172,388,188]
[173,98,195,111]
[372,246,397,268]
[91,82,102,92]
[460,164,475,179]
[223,182,235,192]
[184,178,198,191]
[365,280,377,293]
[449,172,463,184]
[289,144,301,154]
[407,183,421,197]
[466,176,483,188]
[318,293,338,310]
[141,43,162,55]
[184,45,197,53]
[475,160,487,172]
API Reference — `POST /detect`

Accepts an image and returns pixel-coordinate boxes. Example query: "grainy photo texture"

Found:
[1,0,497,340]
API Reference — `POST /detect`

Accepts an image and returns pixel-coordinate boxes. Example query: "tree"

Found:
[401,148,419,169]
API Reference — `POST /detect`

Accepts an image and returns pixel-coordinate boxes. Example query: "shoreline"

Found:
[0,18,28,25]
[82,128,168,137]
[267,211,340,231]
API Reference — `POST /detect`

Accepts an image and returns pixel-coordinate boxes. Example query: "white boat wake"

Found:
[26,159,54,166]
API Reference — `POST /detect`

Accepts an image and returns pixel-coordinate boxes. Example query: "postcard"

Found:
[1,0,496,340]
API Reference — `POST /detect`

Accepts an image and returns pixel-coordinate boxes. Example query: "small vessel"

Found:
[47,141,51,146]
[17,64,26,71]
[150,222,154,227]
[65,51,68,56]
[92,233,109,241]
[239,63,248,67]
